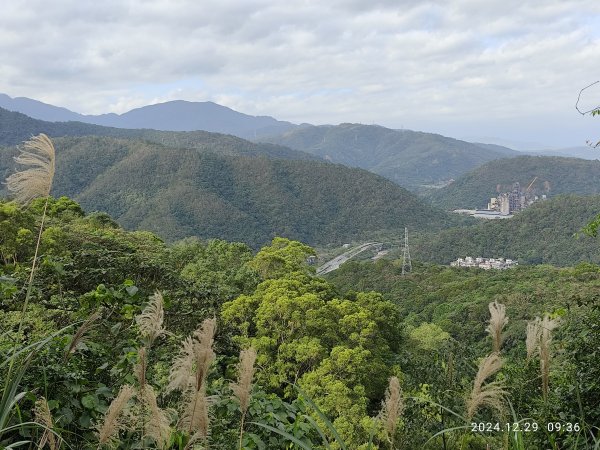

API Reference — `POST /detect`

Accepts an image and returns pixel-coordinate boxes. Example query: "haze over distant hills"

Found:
[0,93,297,139]
[0,106,318,161]
[0,94,600,192]
[1,94,527,190]
[259,123,520,189]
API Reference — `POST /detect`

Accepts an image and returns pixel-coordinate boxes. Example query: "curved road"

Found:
[317,242,382,275]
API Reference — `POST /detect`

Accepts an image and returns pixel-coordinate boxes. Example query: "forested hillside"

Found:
[0,107,316,160]
[0,136,450,247]
[411,195,600,266]
[259,123,519,189]
[2,199,597,449]
[427,155,600,210]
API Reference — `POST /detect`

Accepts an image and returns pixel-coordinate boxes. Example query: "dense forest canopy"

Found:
[1,197,598,448]
[1,122,600,449]
[0,135,452,247]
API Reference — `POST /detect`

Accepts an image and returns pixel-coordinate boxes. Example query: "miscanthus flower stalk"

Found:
[466,353,507,420]
[231,347,257,450]
[486,301,508,353]
[379,376,404,449]
[6,134,56,337]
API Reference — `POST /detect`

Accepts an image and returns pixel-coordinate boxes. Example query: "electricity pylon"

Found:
[401,227,412,276]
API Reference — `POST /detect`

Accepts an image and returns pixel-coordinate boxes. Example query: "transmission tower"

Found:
[401,227,412,276]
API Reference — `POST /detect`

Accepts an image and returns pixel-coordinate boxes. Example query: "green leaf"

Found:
[249,422,312,450]
[81,394,99,410]
[126,285,139,296]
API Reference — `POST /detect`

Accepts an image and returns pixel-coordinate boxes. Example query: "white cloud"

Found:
[0,0,599,146]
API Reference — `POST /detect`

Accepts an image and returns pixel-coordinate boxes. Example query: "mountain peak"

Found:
[0,93,298,139]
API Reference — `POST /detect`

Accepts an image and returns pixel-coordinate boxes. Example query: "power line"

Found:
[402,227,412,276]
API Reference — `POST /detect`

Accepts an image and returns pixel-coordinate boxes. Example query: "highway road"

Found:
[316,242,382,275]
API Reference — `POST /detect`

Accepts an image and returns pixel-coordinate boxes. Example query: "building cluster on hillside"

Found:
[451,256,518,270]
[487,182,546,215]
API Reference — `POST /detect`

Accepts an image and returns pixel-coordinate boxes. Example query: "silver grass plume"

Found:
[466,353,507,420]
[379,376,404,448]
[540,315,560,400]
[6,133,55,205]
[96,384,135,448]
[231,347,257,415]
[34,397,58,450]
[166,336,196,393]
[167,318,217,394]
[167,318,217,440]
[64,309,101,361]
[526,317,542,360]
[192,318,217,389]
[7,134,56,378]
[231,347,257,450]
[486,301,508,353]
[136,291,166,347]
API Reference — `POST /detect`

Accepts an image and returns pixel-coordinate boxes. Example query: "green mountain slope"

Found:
[0,136,451,247]
[411,195,600,266]
[259,123,519,189]
[326,258,599,352]
[0,107,318,161]
[427,155,600,210]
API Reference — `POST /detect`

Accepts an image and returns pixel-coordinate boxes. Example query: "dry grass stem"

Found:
[96,384,135,447]
[379,376,404,446]
[6,133,55,205]
[231,347,257,414]
[34,397,58,450]
[526,317,541,360]
[540,315,560,400]
[64,309,101,361]
[142,385,171,449]
[136,291,166,346]
[179,388,211,440]
[135,347,148,390]
[486,301,508,353]
[466,353,507,419]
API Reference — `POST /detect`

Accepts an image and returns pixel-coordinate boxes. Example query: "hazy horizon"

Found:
[2,0,600,147]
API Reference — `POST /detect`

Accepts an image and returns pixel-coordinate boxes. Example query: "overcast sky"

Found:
[1,0,599,148]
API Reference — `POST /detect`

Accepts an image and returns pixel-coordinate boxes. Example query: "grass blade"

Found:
[250,422,313,450]
[294,384,347,450]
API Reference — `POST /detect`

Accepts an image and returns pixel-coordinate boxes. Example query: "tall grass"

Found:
[230,347,257,450]
[1,134,59,448]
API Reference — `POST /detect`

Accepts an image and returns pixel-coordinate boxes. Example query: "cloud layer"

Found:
[1,0,599,146]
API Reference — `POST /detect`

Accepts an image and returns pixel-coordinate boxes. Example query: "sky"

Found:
[1,0,600,148]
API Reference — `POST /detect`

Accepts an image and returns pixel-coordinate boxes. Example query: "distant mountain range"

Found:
[0,107,317,161]
[1,94,526,190]
[0,93,297,139]
[3,92,597,198]
[427,155,600,210]
[258,123,520,189]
